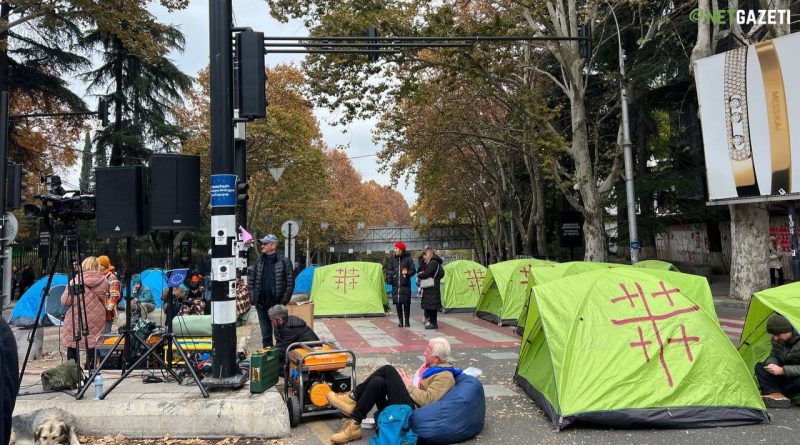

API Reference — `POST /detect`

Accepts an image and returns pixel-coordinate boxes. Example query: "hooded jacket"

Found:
[418,255,445,311]
[386,251,416,304]
[274,315,319,364]
[60,270,109,349]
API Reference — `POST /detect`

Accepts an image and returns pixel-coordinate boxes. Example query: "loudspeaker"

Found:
[95,166,148,237]
[149,154,200,231]
[236,30,266,119]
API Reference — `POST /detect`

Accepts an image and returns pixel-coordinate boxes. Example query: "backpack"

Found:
[370,404,418,445]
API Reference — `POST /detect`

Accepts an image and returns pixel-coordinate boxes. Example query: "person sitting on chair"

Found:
[268,304,318,366]
[179,274,206,316]
[755,314,800,408]
[129,275,155,321]
[327,337,459,444]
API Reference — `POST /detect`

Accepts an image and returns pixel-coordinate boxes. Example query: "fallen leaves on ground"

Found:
[83,435,286,445]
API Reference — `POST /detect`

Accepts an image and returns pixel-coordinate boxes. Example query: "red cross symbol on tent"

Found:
[334,268,360,294]
[519,265,532,285]
[610,282,700,387]
[464,269,485,291]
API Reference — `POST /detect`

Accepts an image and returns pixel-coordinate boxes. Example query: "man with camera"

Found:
[248,234,295,348]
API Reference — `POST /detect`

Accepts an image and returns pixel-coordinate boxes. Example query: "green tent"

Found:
[440,260,487,313]
[515,262,629,335]
[634,259,679,272]
[739,283,800,381]
[310,262,388,317]
[515,268,766,429]
[475,258,552,326]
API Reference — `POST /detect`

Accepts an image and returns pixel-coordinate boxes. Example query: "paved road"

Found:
[282,302,800,445]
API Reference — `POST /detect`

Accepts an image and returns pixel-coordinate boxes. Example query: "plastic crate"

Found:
[250,348,280,393]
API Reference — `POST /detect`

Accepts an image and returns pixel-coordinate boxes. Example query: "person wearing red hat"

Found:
[385,241,416,327]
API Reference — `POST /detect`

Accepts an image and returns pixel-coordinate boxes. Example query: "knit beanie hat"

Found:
[767,314,793,335]
[394,241,406,251]
[98,255,114,271]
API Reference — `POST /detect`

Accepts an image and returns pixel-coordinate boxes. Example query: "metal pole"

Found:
[0,92,9,310]
[788,202,800,280]
[206,0,241,388]
[610,8,639,263]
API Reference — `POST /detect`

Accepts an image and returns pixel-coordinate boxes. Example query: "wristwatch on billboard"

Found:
[724,46,759,197]
[755,40,791,196]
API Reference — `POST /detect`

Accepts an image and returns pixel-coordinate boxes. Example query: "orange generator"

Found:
[283,341,356,427]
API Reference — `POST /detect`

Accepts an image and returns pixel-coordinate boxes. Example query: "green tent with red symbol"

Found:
[310,262,388,317]
[474,258,553,326]
[440,260,487,313]
[515,268,766,429]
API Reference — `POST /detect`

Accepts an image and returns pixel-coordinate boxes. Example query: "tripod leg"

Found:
[99,336,168,399]
[170,336,209,398]
[18,239,64,384]
[76,333,125,400]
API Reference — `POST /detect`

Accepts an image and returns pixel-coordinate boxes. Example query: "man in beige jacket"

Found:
[327,338,458,444]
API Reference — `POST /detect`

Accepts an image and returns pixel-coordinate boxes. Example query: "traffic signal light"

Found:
[98,98,109,127]
[367,27,379,62]
[236,180,249,205]
[6,163,28,210]
[578,23,592,59]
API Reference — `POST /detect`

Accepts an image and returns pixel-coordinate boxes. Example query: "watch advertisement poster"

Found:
[695,32,800,204]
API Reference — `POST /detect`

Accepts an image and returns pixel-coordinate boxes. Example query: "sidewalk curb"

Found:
[13,389,290,439]
[713,297,749,310]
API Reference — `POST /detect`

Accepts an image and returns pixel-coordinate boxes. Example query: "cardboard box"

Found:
[287,301,314,330]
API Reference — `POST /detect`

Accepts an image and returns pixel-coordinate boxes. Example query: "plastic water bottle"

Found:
[94,372,104,399]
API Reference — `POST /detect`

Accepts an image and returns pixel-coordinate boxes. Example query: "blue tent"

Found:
[9,274,69,327]
[130,268,169,308]
[293,265,318,294]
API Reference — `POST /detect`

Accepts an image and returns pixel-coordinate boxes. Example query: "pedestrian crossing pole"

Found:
[205,0,243,388]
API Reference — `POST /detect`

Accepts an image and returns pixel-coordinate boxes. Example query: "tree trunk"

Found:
[572,101,607,262]
[729,204,769,300]
[110,36,124,166]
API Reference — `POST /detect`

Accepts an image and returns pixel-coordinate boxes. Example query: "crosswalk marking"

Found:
[407,319,462,344]
[437,317,518,343]
[346,320,403,347]
[313,321,336,343]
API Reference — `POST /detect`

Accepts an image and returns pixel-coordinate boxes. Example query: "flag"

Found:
[240,226,253,244]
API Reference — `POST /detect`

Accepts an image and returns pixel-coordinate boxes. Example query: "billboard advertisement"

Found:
[695,32,800,204]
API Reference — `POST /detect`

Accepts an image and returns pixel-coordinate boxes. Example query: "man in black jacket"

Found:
[756,314,800,408]
[386,241,416,328]
[248,234,295,348]
[268,304,319,365]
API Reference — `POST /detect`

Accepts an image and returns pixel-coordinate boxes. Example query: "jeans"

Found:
[255,305,274,347]
[352,365,415,423]
[395,303,410,325]
[755,362,800,396]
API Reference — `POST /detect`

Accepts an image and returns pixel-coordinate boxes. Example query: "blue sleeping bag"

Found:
[410,374,485,444]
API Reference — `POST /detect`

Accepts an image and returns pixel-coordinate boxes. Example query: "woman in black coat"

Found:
[386,241,416,327]
[417,247,445,329]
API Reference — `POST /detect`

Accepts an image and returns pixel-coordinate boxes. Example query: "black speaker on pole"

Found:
[95,166,148,237]
[149,154,201,231]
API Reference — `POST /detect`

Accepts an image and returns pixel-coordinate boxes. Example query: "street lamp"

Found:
[608,7,640,263]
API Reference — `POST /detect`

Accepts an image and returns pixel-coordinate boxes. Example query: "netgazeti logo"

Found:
[689,9,791,25]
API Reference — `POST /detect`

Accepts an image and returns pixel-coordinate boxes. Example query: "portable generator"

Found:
[283,341,357,427]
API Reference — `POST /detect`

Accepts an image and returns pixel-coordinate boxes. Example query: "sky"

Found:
[70,0,416,205]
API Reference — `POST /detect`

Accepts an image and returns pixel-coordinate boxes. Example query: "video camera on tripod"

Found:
[23,174,95,222]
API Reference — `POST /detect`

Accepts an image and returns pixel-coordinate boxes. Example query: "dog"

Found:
[10,408,81,445]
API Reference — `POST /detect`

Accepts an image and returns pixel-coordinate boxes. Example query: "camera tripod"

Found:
[77,239,208,399]
[18,220,92,398]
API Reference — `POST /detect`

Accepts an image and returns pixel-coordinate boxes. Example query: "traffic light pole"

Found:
[205,0,243,388]
[0,92,8,310]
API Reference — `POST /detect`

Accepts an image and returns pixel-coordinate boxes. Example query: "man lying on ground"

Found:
[327,337,459,444]
[756,313,800,408]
